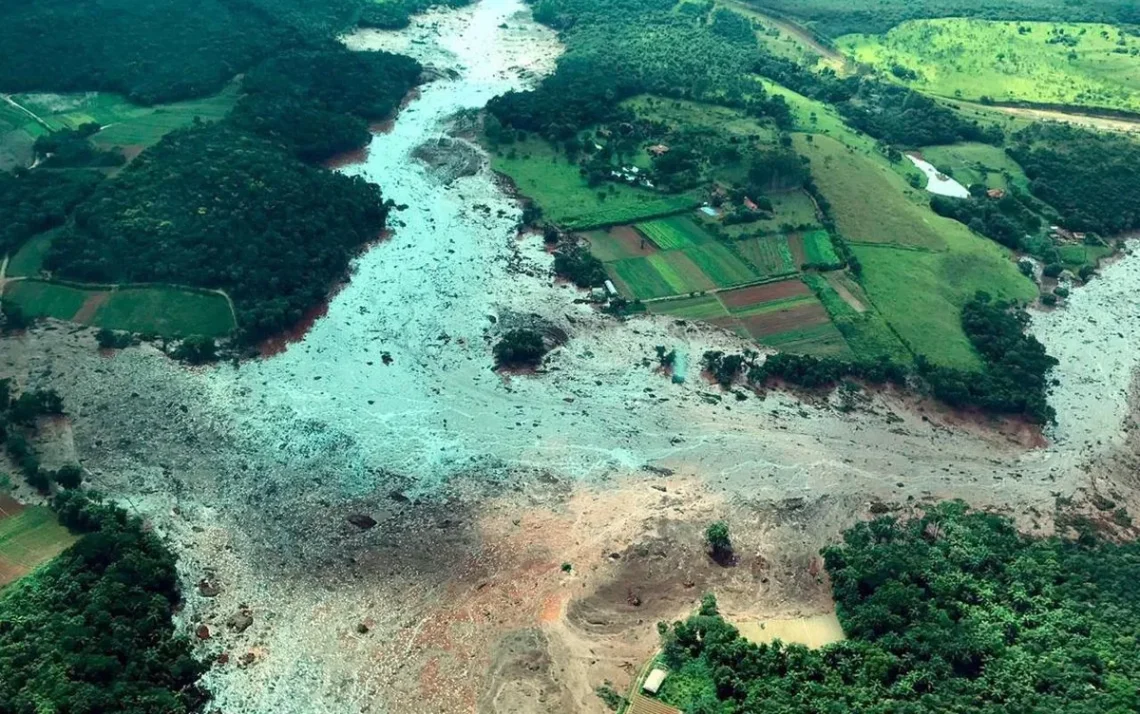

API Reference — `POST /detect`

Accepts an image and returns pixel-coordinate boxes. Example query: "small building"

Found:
[648,144,671,156]
[604,279,618,297]
[643,668,668,695]
[742,197,759,212]
[986,188,1006,199]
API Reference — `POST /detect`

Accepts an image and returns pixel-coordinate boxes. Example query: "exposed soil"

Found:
[787,232,807,266]
[719,279,809,309]
[741,303,829,337]
[71,290,110,323]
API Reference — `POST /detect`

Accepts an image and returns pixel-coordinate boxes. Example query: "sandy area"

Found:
[3,2,1140,713]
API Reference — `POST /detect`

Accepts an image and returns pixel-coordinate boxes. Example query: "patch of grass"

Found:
[95,287,235,337]
[803,272,911,362]
[491,137,702,229]
[636,216,711,250]
[5,229,58,277]
[622,94,778,142]
[735,235,797,277]
[852,238,1036,368]
[838,19,1140,113]
[14,86,238,150]
[647,252,717,294]
[583,229,641,262]
[649,294,730,320]
[796,133,953,250]
[608,257,677,300]
[1058,242,1114,268]
[3,280,235,337]
[682,243,758,287]
[761,321,851,357]
[919,142,1029,190]
[0,504,77,589]
[803,229,841,265]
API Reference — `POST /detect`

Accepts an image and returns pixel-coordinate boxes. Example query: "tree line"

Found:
[655,500,1140,713]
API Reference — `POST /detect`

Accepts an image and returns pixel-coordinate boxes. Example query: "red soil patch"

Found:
[610,225,659,257]
[742,303,829,338]
[719,279,809,310]
[540,593,565,623]
[324,145,371,170]
[0,493,27,519]
[0,559,27,587]
[72,291,111,324]
[787,232,807,267]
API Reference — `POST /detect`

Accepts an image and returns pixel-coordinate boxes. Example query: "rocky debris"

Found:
[412,136,483,183]
[196,624,212,640]
[197,578,222,597]
[238,652,257,668]
[348,513,378,530]
[227,609,254,633]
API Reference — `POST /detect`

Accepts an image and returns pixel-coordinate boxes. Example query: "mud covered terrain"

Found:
[5,2,1140,713]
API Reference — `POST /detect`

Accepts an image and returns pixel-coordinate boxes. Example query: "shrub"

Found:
[493,329,547,368]
[705,521,732,556]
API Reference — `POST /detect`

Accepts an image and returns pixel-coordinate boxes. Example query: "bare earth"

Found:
[3,3,1140,714]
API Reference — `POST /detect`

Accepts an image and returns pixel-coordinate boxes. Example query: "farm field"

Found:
[0,495,76,589]
[803,272,911,362]
[490,137,702,229]
[802,229,841,266]
[2,280,236,337]
[635,216,711,250]
[838,20,1140,113]
[721,281,850,356]
[794,133,949,250]
[852,236,1036,368]
[918,142,1030,190]
[734,234,797,277]
[10,86,238,152]
[5,229,58,277]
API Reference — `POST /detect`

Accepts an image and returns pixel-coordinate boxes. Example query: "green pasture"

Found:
[3,280,235,337]
[491,137,702,229]
[648,294,730,320]
[1058,242,1114,268]
[919,142,1029,190]
[11,86,237,149]
[838,19,1140,113]
[623,94,777,142]
[717,189,822,238]
[802,272,911,362]
[795,134,949,250]
[636,216,711,250]
[5,229,58,277]
[735,235,796,277]
[852,238,1036,369]
[760,321,851,357]
[0,503,77,589]
[803,229,841,266]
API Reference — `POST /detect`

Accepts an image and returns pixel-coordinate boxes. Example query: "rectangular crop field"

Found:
[719,280,810,310]
[648,294,730,321]
[735,235,796,277]
[760,321,851,357]
[681,243,758,288]
[803,229,841,266]
[0,495,76,589]
[608,251,714,300]
[635,216,711,250]
[3,280,236,337]
[583,226,657,262]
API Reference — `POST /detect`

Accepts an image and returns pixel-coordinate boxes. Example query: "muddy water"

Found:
[906,154,970,197]
[191,0,1085,509]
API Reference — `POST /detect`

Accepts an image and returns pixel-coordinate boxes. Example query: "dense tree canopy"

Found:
[0,169,102,257]
[0,0,361,104]
[658,501,1140,713]
[232,45,421,161]
[0,491,207,714]
[45,125,389,343]
[1009,123,1140,236]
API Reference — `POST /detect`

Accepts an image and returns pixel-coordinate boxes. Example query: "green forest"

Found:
[45,124,391,343]
[657,502,1140,713]
[0,491,207,714]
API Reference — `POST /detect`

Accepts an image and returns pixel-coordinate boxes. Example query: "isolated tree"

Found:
[706,521,732,558]
[52,463,83,490]
[493,329,547,368]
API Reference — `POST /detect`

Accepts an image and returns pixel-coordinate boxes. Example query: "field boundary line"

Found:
[1,94,52,130]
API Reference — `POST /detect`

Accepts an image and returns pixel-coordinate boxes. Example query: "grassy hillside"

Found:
[840,19,1140,113]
